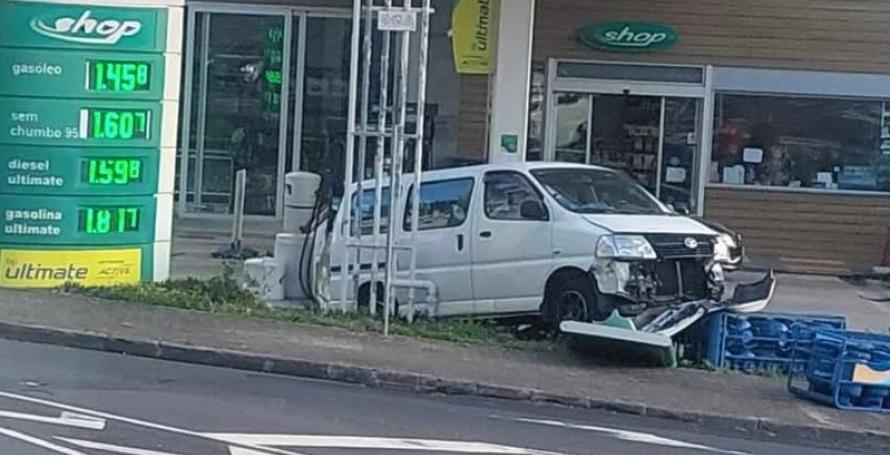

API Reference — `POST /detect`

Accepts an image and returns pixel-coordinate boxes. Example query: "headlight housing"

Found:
[596,234,657,260]
[713,233,735,263]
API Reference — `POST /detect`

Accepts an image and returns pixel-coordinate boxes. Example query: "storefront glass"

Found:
[711,94,890,192]
[549,92,701,211]
[180,12,286,216]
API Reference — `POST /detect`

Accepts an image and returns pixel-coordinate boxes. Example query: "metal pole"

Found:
[177,8,197,216]
[341,0,363,312]
[383,22,412,336]
[370,0,394,316]
[232,169,247,248]
[354,0,374,313]
[194,13,211,209]
[407,0,431,322]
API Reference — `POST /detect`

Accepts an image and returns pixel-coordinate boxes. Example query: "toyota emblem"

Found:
[684,237,698,249]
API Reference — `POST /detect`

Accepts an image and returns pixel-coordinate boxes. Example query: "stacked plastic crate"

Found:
[691,311,847,373]
[788,330,890,412]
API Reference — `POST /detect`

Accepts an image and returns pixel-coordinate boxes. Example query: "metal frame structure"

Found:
[338,0,434,335]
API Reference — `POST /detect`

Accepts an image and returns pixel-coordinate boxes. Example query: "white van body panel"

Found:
[326,162,723,318]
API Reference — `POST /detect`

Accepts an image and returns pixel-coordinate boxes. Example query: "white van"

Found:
[323,162,772,329]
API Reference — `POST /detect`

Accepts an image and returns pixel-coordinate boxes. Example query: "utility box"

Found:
[0,0,183,287]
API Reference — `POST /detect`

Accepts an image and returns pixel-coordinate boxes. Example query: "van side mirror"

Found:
[520,200,547,220]
[669,203,690,216]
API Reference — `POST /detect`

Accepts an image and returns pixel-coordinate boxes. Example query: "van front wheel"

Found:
[548,276,605,330]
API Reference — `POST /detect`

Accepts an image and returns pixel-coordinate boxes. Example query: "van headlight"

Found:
[713,234,735,262]
[596,235,657,260]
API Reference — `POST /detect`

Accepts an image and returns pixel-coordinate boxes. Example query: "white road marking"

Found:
[57,437,187,455]
[0,390,305,455]
[494,416,750,455]
[229,449,279,455]
[206,434,565,455]
[0,425,89,455]
[0,409,106,430]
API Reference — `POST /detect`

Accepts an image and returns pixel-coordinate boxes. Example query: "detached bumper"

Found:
[560,271,776,346]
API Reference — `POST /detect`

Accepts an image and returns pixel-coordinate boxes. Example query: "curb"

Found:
[0,321,888,452]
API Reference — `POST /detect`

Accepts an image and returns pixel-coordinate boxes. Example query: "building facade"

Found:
[175,0,890,274]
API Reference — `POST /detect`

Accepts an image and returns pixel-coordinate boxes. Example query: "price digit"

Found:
[96,209,111,234]
[121,64,136,91]
[92,111,104,139]
[119,112,134,140]
[94,62,108,91]
[136,64,149,88]
[103,111,119,139]
[113,159,129,184]
[129,159,141,180]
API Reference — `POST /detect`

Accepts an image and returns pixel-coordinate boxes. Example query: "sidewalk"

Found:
[0,288,887,450]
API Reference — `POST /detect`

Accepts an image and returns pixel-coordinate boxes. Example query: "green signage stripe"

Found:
[0,2,167,53]
[0,146,160,196]
[0,97,162,148]
[578,22,678,53]
[0,49,166,100]
[0,194,157,245]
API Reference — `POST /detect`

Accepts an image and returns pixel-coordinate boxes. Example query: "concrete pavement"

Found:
[0,287,887,452]
[0,340,871,455]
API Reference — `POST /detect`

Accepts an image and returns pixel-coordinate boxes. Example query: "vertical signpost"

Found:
[0,0,183,287]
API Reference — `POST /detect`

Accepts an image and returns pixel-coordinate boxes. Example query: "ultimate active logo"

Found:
[30,10,142,45]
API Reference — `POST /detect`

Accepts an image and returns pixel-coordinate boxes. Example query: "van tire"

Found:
[547,276,604,330]
[358,282,399,319]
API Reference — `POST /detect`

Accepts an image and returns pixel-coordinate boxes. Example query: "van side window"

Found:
[484,172,547,221]
[350,187,390,236]
[404,178,474,231]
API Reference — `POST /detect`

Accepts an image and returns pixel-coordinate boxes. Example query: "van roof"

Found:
[351,161,617,187]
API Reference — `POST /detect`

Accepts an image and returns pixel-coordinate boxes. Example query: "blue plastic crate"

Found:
[691,311,846,373]
[788,329,890,412]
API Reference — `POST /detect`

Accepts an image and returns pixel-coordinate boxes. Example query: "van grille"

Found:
[646,234,714,259]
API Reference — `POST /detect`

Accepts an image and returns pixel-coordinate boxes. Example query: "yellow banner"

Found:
[452,0,499,74]
[0,248,142,288]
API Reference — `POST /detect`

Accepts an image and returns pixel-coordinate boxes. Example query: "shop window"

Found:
[711,94,890,192]
[403,178,474,231]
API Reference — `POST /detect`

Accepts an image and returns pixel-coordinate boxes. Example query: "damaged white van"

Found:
[323,162,773,337]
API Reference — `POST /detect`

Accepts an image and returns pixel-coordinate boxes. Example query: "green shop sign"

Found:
[0,194,158,246]
[0,2,167,52]
[0,146,160,196]
[578,21,678,53]
[0,97,162,148]
[0,49,166,100]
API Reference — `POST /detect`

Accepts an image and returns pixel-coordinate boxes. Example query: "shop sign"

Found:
[0,2,167,52]
[578,21,678,53]
[451,0,499,74]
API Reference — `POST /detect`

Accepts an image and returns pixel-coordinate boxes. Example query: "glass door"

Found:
[179,11,290,216]
[549,93,701,211]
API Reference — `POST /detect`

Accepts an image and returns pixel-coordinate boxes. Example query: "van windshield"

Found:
[530,168,667,215]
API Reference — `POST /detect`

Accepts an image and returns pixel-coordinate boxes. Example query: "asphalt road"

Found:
[0,340,871,455]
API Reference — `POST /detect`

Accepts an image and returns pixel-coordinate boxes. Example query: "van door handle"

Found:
[479,231,492,238]
[457,234,464,251]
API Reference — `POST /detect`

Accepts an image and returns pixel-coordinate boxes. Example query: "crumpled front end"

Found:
[593,234,726,318]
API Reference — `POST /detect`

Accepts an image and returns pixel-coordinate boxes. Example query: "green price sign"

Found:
[0,97,162,147]
[78,206,141,235]
[0,49,165,99]
[86,108,152,140]
[88,60,152,92]
[0,146,160,196]
[0,194,158,245]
